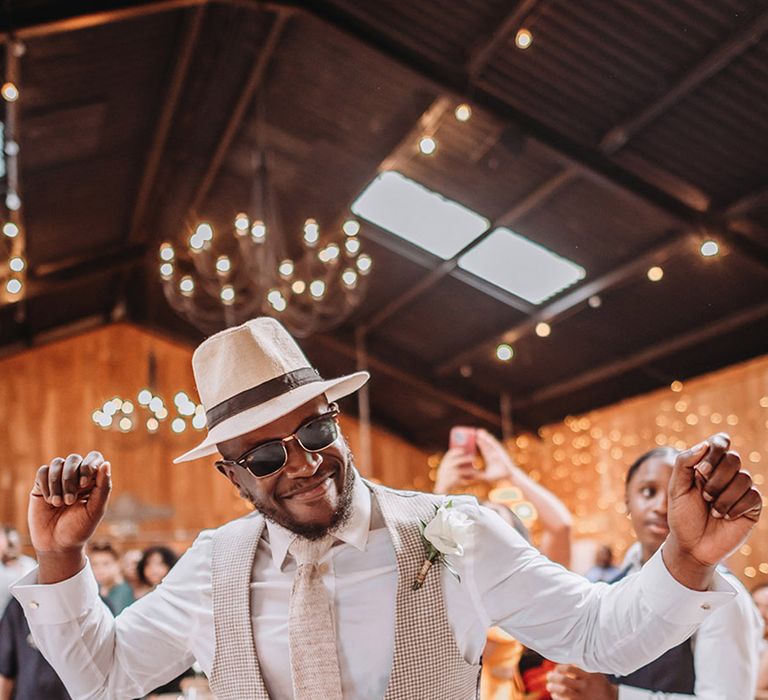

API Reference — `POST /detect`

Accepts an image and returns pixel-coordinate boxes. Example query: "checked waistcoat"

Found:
[209,480,481,699]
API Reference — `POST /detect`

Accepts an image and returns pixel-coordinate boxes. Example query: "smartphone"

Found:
[449,426,477,457]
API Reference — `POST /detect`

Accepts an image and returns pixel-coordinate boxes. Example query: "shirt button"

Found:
[700,603,711,611]
[29,601,40,610]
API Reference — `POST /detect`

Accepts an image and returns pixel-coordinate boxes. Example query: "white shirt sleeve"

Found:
[455,501,736,677]
[10,531,214,700]
[616,571,763,700]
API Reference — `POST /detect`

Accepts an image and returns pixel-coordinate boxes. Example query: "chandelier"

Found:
[158,147,372,338]
[1,40,27,305]
[91,352,205,435]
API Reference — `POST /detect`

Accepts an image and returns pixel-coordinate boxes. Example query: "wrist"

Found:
[661,536,715,591]
[37,548,86,584]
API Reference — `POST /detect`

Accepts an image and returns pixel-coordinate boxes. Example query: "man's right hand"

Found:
[29,451,112,583]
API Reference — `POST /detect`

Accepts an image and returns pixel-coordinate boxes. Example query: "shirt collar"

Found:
[265,469,371,569]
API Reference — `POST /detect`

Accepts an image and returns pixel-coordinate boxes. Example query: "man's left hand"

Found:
[666,433,761,585]
[547,665,618,700]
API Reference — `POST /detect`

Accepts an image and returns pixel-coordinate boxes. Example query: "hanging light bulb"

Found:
[6,192,21,211]
[220,285,235,305]
[179,276,195,296]
[234,213,249,232]
[189,232,205,251]
[418,136,437,155]
[250,220,266,241]
[5,278,22,295]
[1,82,18,102]
[356,254,372,275]
[515,28,533,49]
[454,103,472,122]
[196,223,213,241]
[342,219,360,236]
[345,237,361,256]
[309,280,326,298]
[215,255,231,274]
[159,243,175,261]
[303,219,320,246]
[318,243,340,263]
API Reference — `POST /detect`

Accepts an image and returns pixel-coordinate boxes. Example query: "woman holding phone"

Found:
[435,428,574,699]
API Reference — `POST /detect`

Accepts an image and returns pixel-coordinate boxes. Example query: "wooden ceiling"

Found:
[1,0,768,450]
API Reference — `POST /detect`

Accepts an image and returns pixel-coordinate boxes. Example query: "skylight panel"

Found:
[351,171,489,259]
[458,227,586,304]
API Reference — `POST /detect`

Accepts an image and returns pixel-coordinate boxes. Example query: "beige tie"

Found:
[288,535,344,700]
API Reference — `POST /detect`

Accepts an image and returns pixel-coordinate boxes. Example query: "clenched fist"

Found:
[29,451,112,583]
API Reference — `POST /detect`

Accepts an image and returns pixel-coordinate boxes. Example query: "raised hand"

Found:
[475,429,515,484]
[547,665,617,700]
[667,433,761,570]
[29,451,112,583]
[433,448,476,494]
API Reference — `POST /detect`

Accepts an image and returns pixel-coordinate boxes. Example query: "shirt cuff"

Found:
[618,685,651,700]
[638,545,735,625]
[10,559,100,625]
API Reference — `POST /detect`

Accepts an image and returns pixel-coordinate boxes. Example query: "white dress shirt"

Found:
[12,478,736,700]
[0,554,36,613]
[615,547,764,700]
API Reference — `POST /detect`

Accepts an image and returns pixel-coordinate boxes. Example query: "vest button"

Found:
[700,603,711,610]
[29,601,40,609]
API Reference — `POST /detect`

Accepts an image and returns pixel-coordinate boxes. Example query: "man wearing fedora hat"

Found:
[10,317,763,699]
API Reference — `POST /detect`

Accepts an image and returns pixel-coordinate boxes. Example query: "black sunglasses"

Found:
[215,404,340,478]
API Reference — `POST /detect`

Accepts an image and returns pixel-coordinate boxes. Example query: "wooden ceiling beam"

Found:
[466,0,541,79]
[505,298,768,411]
[128,6,205,244]
[21,245,147,300]
[434,232,697,377]
[727,184,768,217]
[313,333,503,428]
[0,0,206,41]
[184,9,291,223]
[600,8,768,154]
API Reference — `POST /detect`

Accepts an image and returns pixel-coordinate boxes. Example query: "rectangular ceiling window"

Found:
[351,171,489,259]
[458,227,586,304]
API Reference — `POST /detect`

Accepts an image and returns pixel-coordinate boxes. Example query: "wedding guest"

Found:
[585,545,622,583]
[120,548,150,599]
[9,318,763,700]
[753,583,768,691]
[547,446,764,700]
[435,428,572,566]
[0,528,35,614]
[0,598,70,700]
[138,546,178,590]
[436,428,574,700]
[89,542,134,615]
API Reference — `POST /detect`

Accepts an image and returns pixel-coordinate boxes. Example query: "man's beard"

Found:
[246,455,356,540]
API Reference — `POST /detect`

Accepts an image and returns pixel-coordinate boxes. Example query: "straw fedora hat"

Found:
[174,317,369,463]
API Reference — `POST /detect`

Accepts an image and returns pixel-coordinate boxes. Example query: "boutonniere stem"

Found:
[413,499,470,591]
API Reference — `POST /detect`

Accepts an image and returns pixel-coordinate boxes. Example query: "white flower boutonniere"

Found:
[413,499,472,590]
